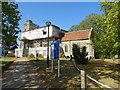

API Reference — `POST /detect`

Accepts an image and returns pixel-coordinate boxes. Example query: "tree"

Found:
[72,44,81,64]
[0,2,2,46]
[93,2,120,58]
[2,2,21,55]
[69,13,102,32]
[72,44,88,64]
[80,46,88,64]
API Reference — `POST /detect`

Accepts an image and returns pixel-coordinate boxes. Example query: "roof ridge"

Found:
[66,29,90,34]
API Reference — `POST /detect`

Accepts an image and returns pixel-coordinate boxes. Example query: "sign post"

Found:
[51,59,53,73]
[50,39,60,78]
[58,59,60,78]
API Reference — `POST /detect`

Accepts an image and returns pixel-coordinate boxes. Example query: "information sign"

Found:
[50,39,60,60]
[50,39,60,78]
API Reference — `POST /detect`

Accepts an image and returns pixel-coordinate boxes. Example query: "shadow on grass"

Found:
[0,57,17,72]
[76,59,119,88]
[29,59,82,88]
[29,58,119,89]
[2,58,118,89]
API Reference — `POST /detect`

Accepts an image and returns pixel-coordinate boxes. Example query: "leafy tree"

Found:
[72,44,88,64]
[2,2,21,55]
[72,44,81,64]
[0,2,2,57]
[69,25,80,32]
[93,2,120,58]
[80,46,88,64]
[69,13,102,32]
[0,2,2,45]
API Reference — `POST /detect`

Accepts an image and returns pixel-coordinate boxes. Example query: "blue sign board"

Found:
[50,40,60,60]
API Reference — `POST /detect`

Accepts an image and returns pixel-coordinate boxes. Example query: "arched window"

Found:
[65,44,68,52]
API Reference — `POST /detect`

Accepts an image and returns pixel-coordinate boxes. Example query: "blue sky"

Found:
[16,2,103,45]
[16,0,99,2]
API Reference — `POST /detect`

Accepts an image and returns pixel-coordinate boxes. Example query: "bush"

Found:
[80,46,88,64]
[66,56,70,58]
[38,54,43,58]
[28,53,35,58]
[60,53,65,58]
[7,54,15,57]
[72,44,88,64]
[72,44,81,64]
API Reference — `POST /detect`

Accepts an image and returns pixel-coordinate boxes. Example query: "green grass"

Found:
[29,57,69,61]
[29,57,47,61]
[29,59,81,88]
[28,58,119,89]
[0,57,17,67]
[75,59,120,88]
[1,57,16,61]
[28,58,100,88]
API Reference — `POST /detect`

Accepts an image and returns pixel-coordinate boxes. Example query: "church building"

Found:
[15,20,94,59]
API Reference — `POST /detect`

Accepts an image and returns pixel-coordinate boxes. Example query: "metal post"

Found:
[58,59,60,78]
[36,50,38,60]
[58,39,60,78]
[81,70,86,90]
[51,59,53,73]
[47,25,49,68]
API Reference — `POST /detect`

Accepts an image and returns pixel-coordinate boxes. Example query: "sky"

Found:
[16,0,100,2]
[16,2,103,45]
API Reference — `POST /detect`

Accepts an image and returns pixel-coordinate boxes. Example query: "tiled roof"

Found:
[61,30,91,41]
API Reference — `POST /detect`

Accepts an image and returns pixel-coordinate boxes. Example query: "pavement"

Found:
[2,57,44,89]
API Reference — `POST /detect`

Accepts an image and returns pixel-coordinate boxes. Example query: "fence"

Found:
[72,61,115,90]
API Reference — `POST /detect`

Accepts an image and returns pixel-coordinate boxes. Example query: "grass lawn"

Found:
[29,58,82,89]
[29,57,47,61]
[0,57,17,68]
[76,59,120,89]
[29,58,119,89]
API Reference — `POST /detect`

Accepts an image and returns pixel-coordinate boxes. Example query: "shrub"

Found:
[72,44,88,64]
[80,46,88,64]
[60,53,65,58]
[38,54,43,58]
[72,44,81,64]
[66,56,70,58]
[7,54,15,57]
[28,53,35,58]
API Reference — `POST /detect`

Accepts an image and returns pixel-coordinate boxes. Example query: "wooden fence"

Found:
[72,61,115,90]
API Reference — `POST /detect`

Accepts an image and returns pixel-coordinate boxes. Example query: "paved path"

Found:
[2,57,44,89]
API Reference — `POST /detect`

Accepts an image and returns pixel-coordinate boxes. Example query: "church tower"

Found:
[23,20,40,31]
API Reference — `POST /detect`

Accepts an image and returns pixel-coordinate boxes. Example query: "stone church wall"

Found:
[60,39,94,58]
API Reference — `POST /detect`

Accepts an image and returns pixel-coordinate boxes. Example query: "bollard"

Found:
[81,70,86,90]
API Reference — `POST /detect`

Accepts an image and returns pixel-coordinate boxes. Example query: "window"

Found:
[42,29,47,35]
[43,31,46,35]
[43,44,47,47]
[40,41,42,47]
[29,41,33,48]
[65,44,68,52]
